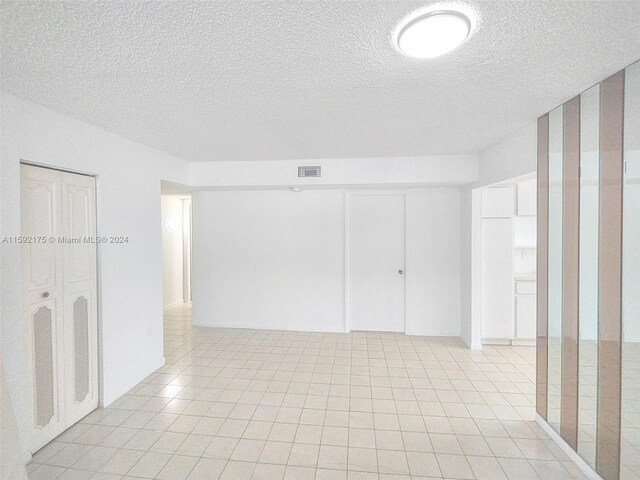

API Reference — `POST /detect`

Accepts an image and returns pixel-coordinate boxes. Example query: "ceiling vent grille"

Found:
[298,166,321,178]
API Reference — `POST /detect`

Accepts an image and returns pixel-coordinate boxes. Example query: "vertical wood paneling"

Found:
[537,114,549,419]
[596,70,624,480]
[561,96,580,449]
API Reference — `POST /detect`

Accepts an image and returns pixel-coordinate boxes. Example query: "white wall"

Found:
[623,60,640,343]
[0,152,28,478]
[1,93,190,457]
[189,155,478,188]
[161,196,184,308]
[192,188,461,336]
[459,188,476,348]
[476,122,538,188]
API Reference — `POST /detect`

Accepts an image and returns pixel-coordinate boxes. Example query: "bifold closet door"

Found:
[21,164,98,452]
[60,171,98,428]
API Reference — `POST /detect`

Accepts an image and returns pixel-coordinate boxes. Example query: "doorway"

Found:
[346,193,406,332]
[471,174,537,348]
[21,163,99,452]
[161,194,192,309]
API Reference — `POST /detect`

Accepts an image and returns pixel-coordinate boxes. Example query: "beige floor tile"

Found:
[295,424,323,444]
[128,451,171,478]
[186,457,226,480]
[467,455,508,480]
[175,434,212,456]
[316,468,348,480]
[322,426,349,446]
[98,449,144,475]
[29,465,67,480]
[288,442,320,467]
[486,436,525,459]
[457,434,492,456]
[436,453,474,479]
[124,429,163,450]
[46,443,92,468]
[150,431,188,453]
[374,430,403,450]
[318,445,348,470]
[348,447,378,472]
[497,457,539,480]
[259,441,293,464]
[401,431,433,452]
[156,454,199,480]
[220,460,257,480]
[283,465,316,480]
[231,438,266,462]
[251,463,286,480]
[30,307,588,480]
[376,449,409,474]
[243,420,273,440]
[72,446,117,471]
[406,451,441,477]
[57,468,93,480]
[204,436,239,459]
[349,428,376,448]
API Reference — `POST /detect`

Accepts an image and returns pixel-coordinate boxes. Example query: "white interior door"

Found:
[21,165,66,450]
[61,172,98,427]
[348,194,405,332]
[22,164,98,452]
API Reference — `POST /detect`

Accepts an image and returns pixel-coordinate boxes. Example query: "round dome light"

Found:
[397,10,471,59]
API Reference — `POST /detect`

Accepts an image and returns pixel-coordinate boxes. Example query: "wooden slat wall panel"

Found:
[596,70,624,480]
[537,114,549,419]
[561,96,580,449]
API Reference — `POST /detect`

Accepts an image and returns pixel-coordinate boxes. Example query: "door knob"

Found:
[41,291,50,298]
[398,269,404,275]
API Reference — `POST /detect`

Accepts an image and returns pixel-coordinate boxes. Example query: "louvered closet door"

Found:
[21,165,98,453]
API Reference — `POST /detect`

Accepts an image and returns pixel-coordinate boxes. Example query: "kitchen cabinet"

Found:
[517,178,537,216]
[515,282,536,340]
[514,216,537,248]
[481,218,514,340]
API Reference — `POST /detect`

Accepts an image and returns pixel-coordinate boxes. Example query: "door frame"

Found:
[20,160,102,453]
[344,191,407,333]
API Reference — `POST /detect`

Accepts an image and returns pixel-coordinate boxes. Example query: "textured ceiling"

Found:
[2,1,640,162]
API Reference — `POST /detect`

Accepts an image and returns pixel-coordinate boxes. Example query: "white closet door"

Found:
[21,165,98,453]
[61,171,98,426]
[21,165,66,450]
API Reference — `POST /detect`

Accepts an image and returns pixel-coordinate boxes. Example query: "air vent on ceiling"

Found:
[298,166,321,178]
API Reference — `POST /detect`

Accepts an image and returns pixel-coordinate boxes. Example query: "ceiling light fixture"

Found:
[396,9,472,59]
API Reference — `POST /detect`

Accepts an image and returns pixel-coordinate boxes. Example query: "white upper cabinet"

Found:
[481,186,515,218]
[514,216,537,248]
[517,178,537,216]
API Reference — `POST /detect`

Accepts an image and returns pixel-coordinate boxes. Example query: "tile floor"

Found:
[28,304,587,479]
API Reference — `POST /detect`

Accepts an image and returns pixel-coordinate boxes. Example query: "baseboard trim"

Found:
[482,337,536,347]
[482,338,512,345]
[511,338,536,346]
[535,414,603,480]
[191,321,345,333]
